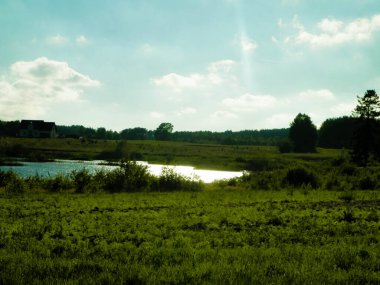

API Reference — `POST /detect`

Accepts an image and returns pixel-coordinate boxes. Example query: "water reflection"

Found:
[0,160,243,183]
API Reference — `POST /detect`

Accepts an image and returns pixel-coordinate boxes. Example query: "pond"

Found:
[0,160,244,183]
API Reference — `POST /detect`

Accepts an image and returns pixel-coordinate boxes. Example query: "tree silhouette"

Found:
[289,113,318,153]
[154,122,174,141]
[318,116,357,148]
[351,90,380,165]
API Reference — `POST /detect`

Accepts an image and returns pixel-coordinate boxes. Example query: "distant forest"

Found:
[0,116,356,148]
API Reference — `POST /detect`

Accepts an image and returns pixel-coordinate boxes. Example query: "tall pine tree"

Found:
[351,90,380,165]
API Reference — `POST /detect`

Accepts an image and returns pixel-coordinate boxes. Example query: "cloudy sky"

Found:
[1,0,379,131]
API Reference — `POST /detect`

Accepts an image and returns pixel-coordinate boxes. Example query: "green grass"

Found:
[1,137,378,283]
[0,137,345,170]
[0,190,379,284]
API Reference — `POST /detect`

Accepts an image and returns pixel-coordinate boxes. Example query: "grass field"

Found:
[1,138,379,283]
[0,137,343,170]
[0,190,379,284]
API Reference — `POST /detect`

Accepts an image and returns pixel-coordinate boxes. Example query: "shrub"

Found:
[44,174,73,192]
[340,209,356,223]
[277,139,293,153]
[249,171,281,190]
[121,160,151,191]
[1,171,26,194]
[71,169,93,193]
[25,175,44,191]
[282,166,319,189]
[324,172,352,191]
[152,167,203,192]
[246,158,275,171]
[358,175,376,190]
[338,191,355,203]
[0,171,17,188]
[339,163,357,176]
[104,161,152,192]
[104,168,126,192]
[155,167,182,191]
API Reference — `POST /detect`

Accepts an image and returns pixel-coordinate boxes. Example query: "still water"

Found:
[0,160,244,183]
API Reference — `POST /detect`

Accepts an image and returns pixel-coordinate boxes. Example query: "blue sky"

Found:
[1,0,379,131]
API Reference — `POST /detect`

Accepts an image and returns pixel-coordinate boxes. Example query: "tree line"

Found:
[0,119,350,147]
[0,120,288,146]
[1,90,379,154]
[284,90,380,166]
[0,117,363,148]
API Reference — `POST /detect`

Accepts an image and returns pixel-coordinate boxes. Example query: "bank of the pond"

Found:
[0,160,244,183]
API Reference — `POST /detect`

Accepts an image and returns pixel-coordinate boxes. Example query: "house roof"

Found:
[20,120,56,132]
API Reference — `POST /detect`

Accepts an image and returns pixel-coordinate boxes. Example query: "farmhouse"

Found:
[19,120,58,138]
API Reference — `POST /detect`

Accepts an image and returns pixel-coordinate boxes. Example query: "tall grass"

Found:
[0,190,379,284]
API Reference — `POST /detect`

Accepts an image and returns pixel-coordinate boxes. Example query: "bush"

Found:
[248,171,281,190]
[277,139,293,153]
[0,171,16,188]
[71,169,93,193]
[104,161,152,192]
[121,161,151,191]
[103,168,126,192]
[246,158,278,172]
[44,174,73,192]
[338,191,355,203]
[152,167,203,192]
[282,167,319,189]
[155,167,182,191]
[324,170,353,191]
[25,175,44,191]
[358,175,376,190]
[339,163,357,176]
[1,171,26,194]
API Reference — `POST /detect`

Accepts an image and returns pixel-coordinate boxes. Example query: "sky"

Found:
[0,0,379,132]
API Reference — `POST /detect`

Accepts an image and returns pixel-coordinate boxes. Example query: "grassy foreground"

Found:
[1,190,379,284]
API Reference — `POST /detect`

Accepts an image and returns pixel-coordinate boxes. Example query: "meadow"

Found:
[0,190,379,284]
[0,138,380,284]
[0,137,341,170]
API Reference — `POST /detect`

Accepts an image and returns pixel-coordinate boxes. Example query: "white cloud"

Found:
[318,19,344,34]
[207,60,237,85]
[210,110,238,119]
[0,57,100,119]
[289,14,380,48]
[239,35,258,52]
[48,34,67,45]
[266,113,294,128]
[292,15,304,30]
[330,102,356,115]
[152,60,237,92]
[152,73,204,92]
[176,107,197,116]
[76,35,88,45]
[299,89,335,100]
[222,93,277,112]
[208,60,236,73]
[149,111,164,119]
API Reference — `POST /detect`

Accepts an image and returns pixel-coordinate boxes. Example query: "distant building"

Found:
[19,120,58,138]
